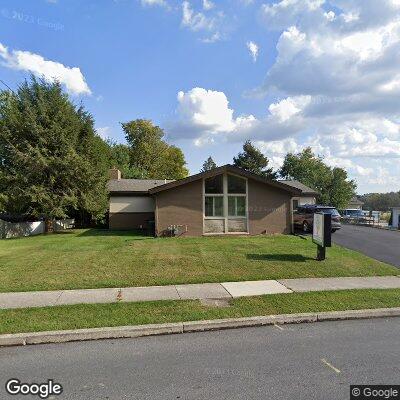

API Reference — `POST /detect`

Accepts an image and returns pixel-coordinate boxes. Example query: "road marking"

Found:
[273,323,284,331]
[321,358,341,374]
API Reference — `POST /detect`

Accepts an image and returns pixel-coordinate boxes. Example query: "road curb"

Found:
[1,308,399,347]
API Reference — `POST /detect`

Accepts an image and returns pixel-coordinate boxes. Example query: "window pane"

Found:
[214,196,223,216]
[205,196,213,217]
[205,196,223,217]
[205,174,223,194]
[228,175,246,193]
[228,197,235,216]
[237,197,246,216]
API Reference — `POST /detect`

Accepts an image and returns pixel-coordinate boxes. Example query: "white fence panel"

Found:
[0,219,74,239]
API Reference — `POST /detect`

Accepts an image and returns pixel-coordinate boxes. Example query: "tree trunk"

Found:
[44,219,53,233]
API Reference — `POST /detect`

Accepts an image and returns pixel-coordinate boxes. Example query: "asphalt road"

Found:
[1,318,400,399]
[333,224,400,268]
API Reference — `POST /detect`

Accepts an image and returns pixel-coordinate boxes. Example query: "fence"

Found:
[0,219,74,239]
[340,212,396,230]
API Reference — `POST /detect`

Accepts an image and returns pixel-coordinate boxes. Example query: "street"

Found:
[333,224,400,268]
[1,317,399,399]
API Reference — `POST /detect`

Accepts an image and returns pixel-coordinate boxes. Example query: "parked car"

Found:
[340,209,366,222]
[294,205,341,233]
[340,209,377,225]
[340,209,365,220]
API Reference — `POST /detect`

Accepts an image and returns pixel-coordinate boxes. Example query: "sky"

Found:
[1,0,400,194]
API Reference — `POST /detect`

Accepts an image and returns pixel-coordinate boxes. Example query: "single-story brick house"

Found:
[108,165,317,236]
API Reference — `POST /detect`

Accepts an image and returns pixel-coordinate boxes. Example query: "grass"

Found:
[0,229,397,293]
[1,289,399,334]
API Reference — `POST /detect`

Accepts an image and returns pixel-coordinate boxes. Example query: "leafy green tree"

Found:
[201,156,217,172]
[0,77,109,226]
[360,191,400,211]
[279,147,356,209]
[233,140,276,179]
[122,119,188,179]
[158,145,189,180]
[106,141,142,179]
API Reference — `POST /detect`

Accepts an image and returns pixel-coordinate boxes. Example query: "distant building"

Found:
[347,196,364,210]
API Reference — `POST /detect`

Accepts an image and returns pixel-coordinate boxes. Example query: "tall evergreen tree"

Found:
[233,140,276,179]
[201,156,217,172]
[0,77,109,225]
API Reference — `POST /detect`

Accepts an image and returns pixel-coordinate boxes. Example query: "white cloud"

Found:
[246,41,259,62]
[176,88,236,133]
[181,1,224,42]
[140,0,167,6]
[169,88,307,143]
[250,0,400,192]
[201,32,221,43]
[203,0,214,10]
[0,42,91,95]
[182,1,215,31]
[169,87,261,144]
[268,96,311,122]
[324,11,335,21]
[167,0,400,192]
[256,138,299,156]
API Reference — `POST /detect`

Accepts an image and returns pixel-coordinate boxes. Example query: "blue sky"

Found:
[1,0,400,194]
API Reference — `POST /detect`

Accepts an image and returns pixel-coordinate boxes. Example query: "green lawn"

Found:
[1,289,399,334]
[0,229,397,293]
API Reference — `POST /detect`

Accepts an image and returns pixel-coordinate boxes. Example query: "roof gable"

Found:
[148,165,302,195]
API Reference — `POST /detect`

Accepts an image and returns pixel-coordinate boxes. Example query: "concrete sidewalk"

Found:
[1,276,399,310]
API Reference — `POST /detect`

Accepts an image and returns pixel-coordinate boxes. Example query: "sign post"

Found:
[312,212,332,261]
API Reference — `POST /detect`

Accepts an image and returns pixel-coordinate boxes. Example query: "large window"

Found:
[203,173,248,234]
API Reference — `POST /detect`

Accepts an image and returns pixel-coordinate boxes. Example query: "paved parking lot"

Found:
[333,224,400,268]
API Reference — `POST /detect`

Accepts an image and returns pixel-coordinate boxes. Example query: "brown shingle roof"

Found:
[108,179,174,194]
[148,165,302,195]
[278,180,319,196]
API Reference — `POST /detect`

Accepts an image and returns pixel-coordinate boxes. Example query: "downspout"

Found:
[154,194,158,237]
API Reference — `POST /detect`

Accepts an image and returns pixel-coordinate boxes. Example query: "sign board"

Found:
[312,212,332,248]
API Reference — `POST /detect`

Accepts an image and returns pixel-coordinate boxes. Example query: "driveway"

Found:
[333,224,400,268]
[1,318,399,399]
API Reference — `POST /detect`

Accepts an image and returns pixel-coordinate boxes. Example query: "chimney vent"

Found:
[109,168,121,180]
